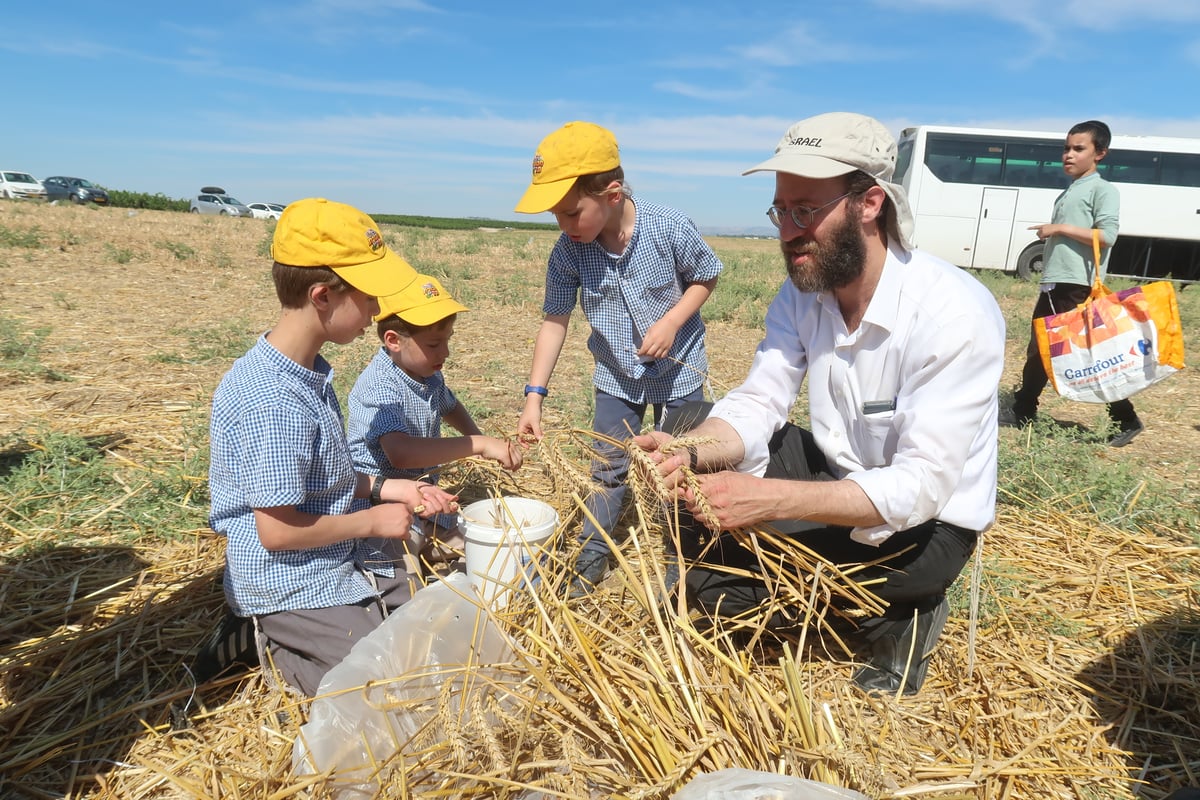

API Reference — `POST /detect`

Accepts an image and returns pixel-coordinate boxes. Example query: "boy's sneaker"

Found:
[999,405,1035,428]
[1109,418,1144,448]
[190,610,258,683]
[568,550,612,598]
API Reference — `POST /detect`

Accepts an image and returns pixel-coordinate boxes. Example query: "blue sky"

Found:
[4,1,1199,233]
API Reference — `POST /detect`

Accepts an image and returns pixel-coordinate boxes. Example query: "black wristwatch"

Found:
[369,474,386,506]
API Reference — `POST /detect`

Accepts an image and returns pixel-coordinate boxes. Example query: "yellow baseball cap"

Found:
[270,198,417,297]
[514,121,621,214]
[375,275,468,326]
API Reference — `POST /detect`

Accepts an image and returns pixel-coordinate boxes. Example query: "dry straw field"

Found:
[0,200,1197,799]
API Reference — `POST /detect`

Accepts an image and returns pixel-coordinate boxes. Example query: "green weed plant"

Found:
[371,213,556,232]
[0,314,62,381]
[152,318,258,365]
[160,240,196,260]
[104,189,190,212]
[999,413,1197,537]
[702,248,782,328]
[0,428,209,555]
[104,242,134,264]
[0,224,43,249]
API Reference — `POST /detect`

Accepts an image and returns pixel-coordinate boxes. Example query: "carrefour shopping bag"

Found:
[1035,231,1185,403]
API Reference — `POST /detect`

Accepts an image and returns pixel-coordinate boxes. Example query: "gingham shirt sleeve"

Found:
[235,399,314,509]
[672,216,723,284]
[543,237,581,316]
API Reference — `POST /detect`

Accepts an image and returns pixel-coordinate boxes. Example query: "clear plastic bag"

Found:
[671,767,871,800]
[292,572,511,797]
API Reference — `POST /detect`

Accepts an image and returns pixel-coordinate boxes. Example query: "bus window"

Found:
[1005,142,1067,189]
[1102,150,1159,184]
[1002,156,1038,187]
[1160,153,1200,188]
[895,139,915,184]
[925,134,1004,184]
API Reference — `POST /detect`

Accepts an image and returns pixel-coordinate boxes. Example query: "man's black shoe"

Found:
[852,596,949,696]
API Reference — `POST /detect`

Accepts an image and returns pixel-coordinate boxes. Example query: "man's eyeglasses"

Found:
[766,192,851,230]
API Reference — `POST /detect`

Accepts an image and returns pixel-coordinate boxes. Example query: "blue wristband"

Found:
[524,384,548,397]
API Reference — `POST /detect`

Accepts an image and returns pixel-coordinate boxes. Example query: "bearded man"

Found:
[635,112,1006,695]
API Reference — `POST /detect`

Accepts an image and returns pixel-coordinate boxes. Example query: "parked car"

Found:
[43,176,110,205]
[0,170,47,200]
[247,202,285,220]
[189,187,253,217]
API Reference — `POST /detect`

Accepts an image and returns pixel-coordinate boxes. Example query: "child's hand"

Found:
[413,482,459,516]
[638,318,680,361]
[387,479,458,516]
[480,437,524,471]
[517,405,544,441]
[366,503,416,540]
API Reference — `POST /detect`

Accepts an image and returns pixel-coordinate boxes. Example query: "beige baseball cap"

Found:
[744,112,914,250]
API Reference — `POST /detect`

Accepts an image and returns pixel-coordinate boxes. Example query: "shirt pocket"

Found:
[854,410,898,469]
[580,285,609,317]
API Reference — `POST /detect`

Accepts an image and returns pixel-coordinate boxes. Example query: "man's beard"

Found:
[781,209,866,293]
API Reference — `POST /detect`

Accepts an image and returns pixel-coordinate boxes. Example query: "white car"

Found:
[0,170,47,200]
[247,202,285,221]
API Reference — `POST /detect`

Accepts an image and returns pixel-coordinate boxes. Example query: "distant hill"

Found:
[370,214,558,232]
[701,225,777,239]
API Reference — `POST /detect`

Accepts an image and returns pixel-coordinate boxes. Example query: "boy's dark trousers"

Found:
[1012,283,1138,427]
[579,387,705,554]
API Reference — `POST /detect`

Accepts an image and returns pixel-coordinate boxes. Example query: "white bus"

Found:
[894,125,1200,283]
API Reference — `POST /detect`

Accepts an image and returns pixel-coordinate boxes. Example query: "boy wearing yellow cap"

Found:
[347,274,523,572]
[205,199,458,697]
[515,121,724,596]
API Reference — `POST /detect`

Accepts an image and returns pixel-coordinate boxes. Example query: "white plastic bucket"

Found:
[460,496,558,607]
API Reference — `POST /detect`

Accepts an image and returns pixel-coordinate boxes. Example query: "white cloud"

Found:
[730,24,863,66]
[1185,38,1200,65]
[652,78,774,103]
[876,0,1200,34]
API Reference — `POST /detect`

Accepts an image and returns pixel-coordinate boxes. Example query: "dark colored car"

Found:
[43,176,110,205]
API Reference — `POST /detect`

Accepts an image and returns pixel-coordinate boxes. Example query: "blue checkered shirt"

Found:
[347,347,459,526]
[347,347,460,480]
[208,335,392,617]
[543,198,723,403]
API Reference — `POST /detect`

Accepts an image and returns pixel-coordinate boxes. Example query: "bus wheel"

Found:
[1016,244,1044,282]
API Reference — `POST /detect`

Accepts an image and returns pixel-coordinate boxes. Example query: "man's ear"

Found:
[860,185,887,227]
[1095,147,1108,162]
